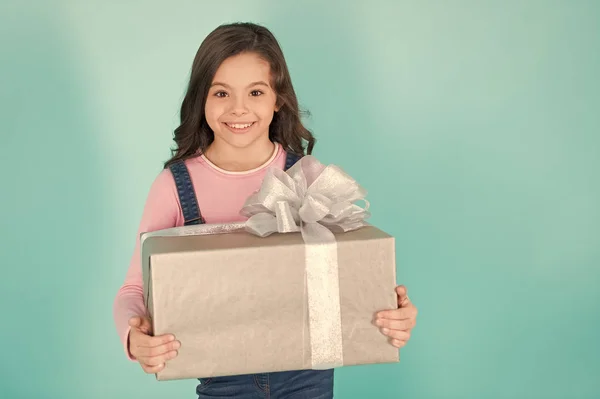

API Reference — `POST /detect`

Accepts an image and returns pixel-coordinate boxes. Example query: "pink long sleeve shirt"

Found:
[113,143,287,360]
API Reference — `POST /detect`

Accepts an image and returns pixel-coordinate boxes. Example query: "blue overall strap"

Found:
[284,151,303,171]
[168,151,301,226]
[168,160,205,225]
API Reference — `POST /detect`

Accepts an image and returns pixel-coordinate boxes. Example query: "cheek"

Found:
[256,98,277,122]
[204,101,222,126]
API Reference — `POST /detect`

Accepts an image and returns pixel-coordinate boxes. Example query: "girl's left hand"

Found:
[375,285,418,348]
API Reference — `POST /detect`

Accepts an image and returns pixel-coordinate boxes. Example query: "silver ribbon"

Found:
[243,155,370,369]
[141,155,370,369]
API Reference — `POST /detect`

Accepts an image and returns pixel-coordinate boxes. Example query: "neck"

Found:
[204,138,276,172]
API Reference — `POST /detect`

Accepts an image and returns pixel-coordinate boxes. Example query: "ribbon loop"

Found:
[241,156,369,236]
[275,201,300,233]
[299,193,332,224]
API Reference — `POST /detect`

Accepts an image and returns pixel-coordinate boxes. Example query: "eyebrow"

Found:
[210,81,270,89]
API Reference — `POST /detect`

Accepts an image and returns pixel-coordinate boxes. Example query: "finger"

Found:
[379,328,411,341]
[395,285,407,298]
[133,329,176,348]
[130,331,178,360]
[133,338,181,358]
[375,317,415,331]
[390,338,407,348]
[141,350,179,367]
[141,362,166,374]
[396,285,410,307]
[376,307,417,321]
[144,334,179,350]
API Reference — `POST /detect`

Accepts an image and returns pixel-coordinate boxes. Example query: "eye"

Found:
[214,91,228,98]
[250,90,264,97]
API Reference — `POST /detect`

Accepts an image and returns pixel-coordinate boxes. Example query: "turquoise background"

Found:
[1,1,599,398]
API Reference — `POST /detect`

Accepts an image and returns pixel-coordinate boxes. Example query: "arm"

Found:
[113,169,181,360]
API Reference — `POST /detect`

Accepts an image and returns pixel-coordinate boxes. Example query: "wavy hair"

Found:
[164,22,315,168]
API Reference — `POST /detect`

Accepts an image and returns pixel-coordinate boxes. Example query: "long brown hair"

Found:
[164,22,315,168]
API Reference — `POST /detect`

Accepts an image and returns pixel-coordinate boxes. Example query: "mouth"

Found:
[223,122,256,134]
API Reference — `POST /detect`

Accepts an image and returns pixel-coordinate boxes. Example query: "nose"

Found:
[229,94,248,117]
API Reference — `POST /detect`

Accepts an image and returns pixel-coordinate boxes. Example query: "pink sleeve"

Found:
[113,169,181,361]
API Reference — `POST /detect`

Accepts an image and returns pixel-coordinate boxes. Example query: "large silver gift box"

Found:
[141,224,399,381]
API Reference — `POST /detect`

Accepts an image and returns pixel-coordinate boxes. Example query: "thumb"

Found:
[396,285,410,306]
[128,316,152,333]
[128,316,142,328]
[137,316,153,334]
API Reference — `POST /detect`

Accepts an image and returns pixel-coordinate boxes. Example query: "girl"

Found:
[114,22,418,398]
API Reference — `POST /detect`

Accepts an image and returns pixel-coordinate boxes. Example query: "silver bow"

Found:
[241,155,370,242]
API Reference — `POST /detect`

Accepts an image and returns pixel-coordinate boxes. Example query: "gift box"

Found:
[141,156,399,381]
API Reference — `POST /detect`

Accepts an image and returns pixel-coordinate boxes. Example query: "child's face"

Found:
[205,52,278,151]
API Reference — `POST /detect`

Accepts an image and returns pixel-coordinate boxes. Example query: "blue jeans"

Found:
[196,369,334,398]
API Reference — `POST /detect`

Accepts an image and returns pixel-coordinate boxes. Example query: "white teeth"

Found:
[227,123,253,129]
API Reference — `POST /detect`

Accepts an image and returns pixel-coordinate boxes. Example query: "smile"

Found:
[223,122,256,133]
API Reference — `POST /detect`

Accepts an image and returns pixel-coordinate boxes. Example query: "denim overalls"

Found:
[168,151,334,398]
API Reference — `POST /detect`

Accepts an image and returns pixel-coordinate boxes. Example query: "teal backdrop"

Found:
[1,1,599,398]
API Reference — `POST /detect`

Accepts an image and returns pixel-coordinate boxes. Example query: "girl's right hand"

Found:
[128,316,181,374]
